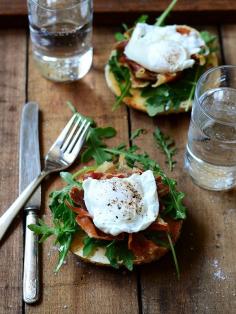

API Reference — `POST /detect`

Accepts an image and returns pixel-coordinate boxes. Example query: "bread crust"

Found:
[105,25,219,115]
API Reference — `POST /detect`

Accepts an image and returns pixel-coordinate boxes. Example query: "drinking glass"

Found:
[184,65,236,191]
[27,0,93,82]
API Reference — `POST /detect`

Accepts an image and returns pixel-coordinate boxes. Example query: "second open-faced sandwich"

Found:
[105,1,218,116]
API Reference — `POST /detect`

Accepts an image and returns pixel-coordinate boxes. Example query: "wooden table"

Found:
[0,7,236,314]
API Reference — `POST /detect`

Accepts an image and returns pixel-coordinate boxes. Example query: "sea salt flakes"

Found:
[211,259,227,281]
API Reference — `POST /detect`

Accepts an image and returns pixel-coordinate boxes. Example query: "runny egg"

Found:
[82,170,159,236]
[124,23,206,73]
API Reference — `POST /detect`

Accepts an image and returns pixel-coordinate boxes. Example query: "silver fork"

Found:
[0,113,90,241]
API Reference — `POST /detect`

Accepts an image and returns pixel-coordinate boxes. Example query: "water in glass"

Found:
[185,87,236,190]
[28,0,93,82]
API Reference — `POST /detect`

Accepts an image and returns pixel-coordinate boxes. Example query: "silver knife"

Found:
[19,102,41,304]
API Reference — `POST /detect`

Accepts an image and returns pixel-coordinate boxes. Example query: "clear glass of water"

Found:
[184,65,236,191]
[27,0,93,82]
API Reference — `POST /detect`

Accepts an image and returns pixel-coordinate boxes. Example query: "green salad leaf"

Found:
[115,32,126,42]
[81,127,117,165]
[130,128,145,140]
[60,172,82,187]
[135,14,149,24]
[155,0,178,26]
[82,236,134,271]
[108,53,131,110]
[153,128,177,171]
[29,185,79,271]
[105,240,135,271]
[83,236,108,257]
[200,31,217,46]
[167,233,180,280]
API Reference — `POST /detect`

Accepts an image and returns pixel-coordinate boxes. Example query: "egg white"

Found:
[124,23,205,73]
[82,170,159,236]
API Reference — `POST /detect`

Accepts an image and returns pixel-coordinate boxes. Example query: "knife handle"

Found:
[23,210,39,303]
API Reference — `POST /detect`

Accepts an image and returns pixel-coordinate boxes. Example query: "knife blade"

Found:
[19,102,41,303]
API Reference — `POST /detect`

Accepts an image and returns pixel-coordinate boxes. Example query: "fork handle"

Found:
[0,172,47,241]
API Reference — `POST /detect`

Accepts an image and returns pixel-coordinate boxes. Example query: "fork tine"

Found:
[61,116,82,152]
[51,113,78,148]
[66,119,88,153]
[70,121,90,156]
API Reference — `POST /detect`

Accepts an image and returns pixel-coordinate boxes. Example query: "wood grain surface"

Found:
[1,0,236,15]
[0,21,236,314]
[1,0,236,24]
[0,30,26,314]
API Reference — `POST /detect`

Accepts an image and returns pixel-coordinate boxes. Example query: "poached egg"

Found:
[124,23,206,73]
[82,170,159,236]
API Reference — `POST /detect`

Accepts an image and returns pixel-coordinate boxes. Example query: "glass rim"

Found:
[29,0,90,12]
[195,65,236,126]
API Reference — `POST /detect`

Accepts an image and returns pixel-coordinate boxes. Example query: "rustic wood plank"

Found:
[1,0,236,15]
[25,27,139,314]
[221,25,236,65]
[1,0,236,25]
[129,26,236,313]
[0,29,26,314]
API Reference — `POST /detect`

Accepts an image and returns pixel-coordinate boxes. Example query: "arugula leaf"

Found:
[144,229,180,278]
[144,230,170,248]
[108,53,131,110]
[28,219,55,243]
[105,240,134,271]
[66,102,95,126]
[161,177,186,219]
[81,127,116,165]
[29,182,80,271]
[115,32,126,42]
[60,172,82,187]
[135,14,149,24]
[83,236,108,257]
[167,233,180,280]
[122,23,128,32]
[200,31,217,46]
[66,101,77,114]
[153,128,177,171]
[83,236,135,271]
[155,0,178,26]
[200,31,218,54]
[130,128,145,140]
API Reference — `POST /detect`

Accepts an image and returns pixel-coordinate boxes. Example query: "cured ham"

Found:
[128,233,159,260]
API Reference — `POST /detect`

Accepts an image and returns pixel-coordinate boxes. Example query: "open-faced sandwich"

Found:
[69,159,184,269]
[105,0,218,116]
[29,149,186,274]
